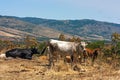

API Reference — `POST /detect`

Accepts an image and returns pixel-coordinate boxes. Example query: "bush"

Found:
[87,40,105,49]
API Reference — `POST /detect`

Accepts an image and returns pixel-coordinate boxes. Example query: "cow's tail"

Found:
[0,53,6,58]
[40,46,47,55]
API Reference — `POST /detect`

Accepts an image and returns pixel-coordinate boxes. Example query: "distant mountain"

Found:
[0,15,72,41]
[0,15,120,41]
[21,17,120,40]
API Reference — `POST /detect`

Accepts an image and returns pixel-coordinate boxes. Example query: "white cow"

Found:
[41,39,87,68]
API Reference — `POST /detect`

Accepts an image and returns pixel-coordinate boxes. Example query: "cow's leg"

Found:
[78,51,84,64]
[83,50,88,66]
[48,51,54,69]
[25,56,32,60]
[91,53,96,66]
[91,50,98,66]
[70,54,74,68]
[63,55,67,65]
[5,57,14,60]
[62,52,67,64]
[73,52,78,67]
[71,53,79,70]
[91,55,94,66]
[54,51,59,62]
[24,53,32,60]
[47,46,52,69]
[83,51,86,62]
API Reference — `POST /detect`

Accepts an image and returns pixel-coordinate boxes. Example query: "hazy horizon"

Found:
[0,0,120,24]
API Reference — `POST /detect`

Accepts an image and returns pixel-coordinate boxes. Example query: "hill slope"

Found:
[0,15,120,40]
[21,17,120,40]
[0,16,72,41]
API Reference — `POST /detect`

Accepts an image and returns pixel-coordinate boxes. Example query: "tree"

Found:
[24,36,38,48]
[69,36,76,42]
[68,36,81,42]
[87,41,105,49]
[112,32,120,42]
[111,32,120,54]
[76,37,81,42]
[58,33,66,41]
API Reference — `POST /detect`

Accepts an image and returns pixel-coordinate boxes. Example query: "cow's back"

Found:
[49,39,79,52]
[6,48,18,58]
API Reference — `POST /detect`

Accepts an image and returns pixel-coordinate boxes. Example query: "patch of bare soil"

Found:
[0,57,120,80]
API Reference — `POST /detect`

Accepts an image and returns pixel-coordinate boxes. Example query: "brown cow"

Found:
[83,48,100,65]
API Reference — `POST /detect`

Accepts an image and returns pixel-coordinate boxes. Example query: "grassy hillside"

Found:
[0,16,72,41]
[21,17,120,40]
[0,15,120,40]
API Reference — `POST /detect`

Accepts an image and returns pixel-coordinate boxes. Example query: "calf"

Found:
[83,48,100,65]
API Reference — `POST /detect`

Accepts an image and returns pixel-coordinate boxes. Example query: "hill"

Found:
[0,15,120,41]
[21,17,120,40]
[0,15,72,41]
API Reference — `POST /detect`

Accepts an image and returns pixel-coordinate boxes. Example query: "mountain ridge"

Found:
[20,16,120,40]
[0,15,120,41]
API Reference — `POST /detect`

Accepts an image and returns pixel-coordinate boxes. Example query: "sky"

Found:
[0,0,120,24]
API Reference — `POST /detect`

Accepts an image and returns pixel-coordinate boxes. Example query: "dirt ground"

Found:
[0,56,120,80]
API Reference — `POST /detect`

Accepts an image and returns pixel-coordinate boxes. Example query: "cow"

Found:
[83,48,100,66]
[40,39,87,68]
[4,47,40,60]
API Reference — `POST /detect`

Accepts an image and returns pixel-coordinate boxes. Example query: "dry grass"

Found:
[0,55,120,80]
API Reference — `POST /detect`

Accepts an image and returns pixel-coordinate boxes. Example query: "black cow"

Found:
[5,47,40,60]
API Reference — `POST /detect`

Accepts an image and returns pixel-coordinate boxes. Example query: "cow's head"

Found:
[80,41,88,50]
[31,47,40,54]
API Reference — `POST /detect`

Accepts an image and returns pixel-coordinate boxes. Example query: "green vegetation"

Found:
[87,40,105,49]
